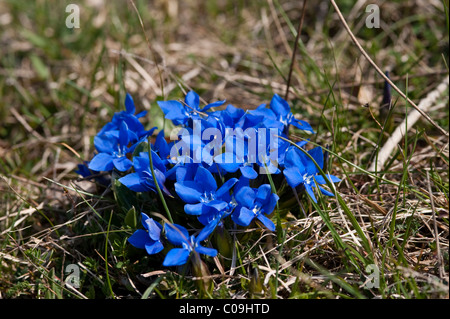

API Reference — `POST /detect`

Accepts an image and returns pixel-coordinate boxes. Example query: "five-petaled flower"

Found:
[231,184,279,231]
[283,146,340,203]
[162,220,218,266]
[128,213,164,255]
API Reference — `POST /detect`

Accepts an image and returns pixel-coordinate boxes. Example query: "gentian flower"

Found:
[231,184,279,231]
[162,220,219,266]
[157,90,226,127]
[88,121,141,172]
[98,93,155,138]
[128,213,164,255]
[118,150,171,195]
[174,166,237,215]
[283,146,340,203]
[269,94,314,135]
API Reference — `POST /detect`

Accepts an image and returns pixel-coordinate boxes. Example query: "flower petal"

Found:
[283,167,303,188]
[314,174,341,185]
[174,181,203,204]
[194,166,217,193]
[119,173,148,192]
[127,229,149,249]
[125,93,136,114]
[235,186,256,208]
[232,206,255,227]
[239,165,258,179]
[185,91,200,110]
[195,245,218,257]
[162,248,190,266]
[145,241,164,255]
[164,223,190,246]
[113,156,133,172]
[305,185,317,203]
[256,214,275,232]
[270,93,291,117]
[145,218,162,241]
[255,184,272,204]
[88,153,114,172]
[184,203,204,216]
[215,177,238,199]
[196,218,220,243]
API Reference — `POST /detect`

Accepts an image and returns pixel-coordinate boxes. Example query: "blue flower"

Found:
[174,166,237,215]
[98,93,155,138]
[231,184,279,231]
[269,94,314,135]
[88,121,141,172]
[118,150,171,196]
[128,213,164,255]
[157,91,226,127]
[283,146,340,203]
[162,220,218,266]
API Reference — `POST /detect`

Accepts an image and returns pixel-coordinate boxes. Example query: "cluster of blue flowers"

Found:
[77,91,340,267]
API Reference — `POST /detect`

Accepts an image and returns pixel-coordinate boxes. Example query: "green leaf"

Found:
[124,206,138,229]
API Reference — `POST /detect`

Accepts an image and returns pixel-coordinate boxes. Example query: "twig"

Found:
[285,0,308,100]
[369,76,449,171]
[330,0,449,137]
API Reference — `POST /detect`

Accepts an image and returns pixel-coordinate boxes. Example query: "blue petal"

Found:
[145,241,164,255]
[94,134,116,154]
[318,185,335,197]
[174,181,203,204]
[119,173,148,192]
[314,174,341,185]
[88,153,114,172]
[185,91,200,110]
[308,147,324,173]
[215,177,238,199]
[257,214,275,232]
[195,245,218,257]
[235,186,256,208]
[184,203,204,216]
[113,156,133,172]
[239,165,258,179]
[125,93,136,114]
[283,167,303,188]
[119,121,130,148]
[140,212,150,229]
[205,200,228,212]
[305,185,317,203]
[145,218,162,241]
[162,248,190,266]
[164,223,190,246]
[232,206,255,227]
[202,99,226,112]
[270,94,291,117]
[127,229,149,249]
[196,218,220,243]
[214,153,241,173]
[255,184,272,204]
[194,166,217,193]
[157,100,184,116]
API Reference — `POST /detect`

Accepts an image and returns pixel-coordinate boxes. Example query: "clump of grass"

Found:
[0,0,448,299]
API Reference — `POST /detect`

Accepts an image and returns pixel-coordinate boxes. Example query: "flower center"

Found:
[201,191,215,203]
